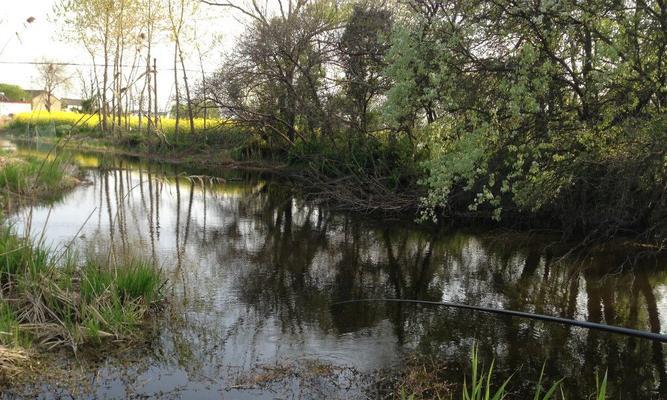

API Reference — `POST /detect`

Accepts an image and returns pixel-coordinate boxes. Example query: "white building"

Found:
[0,92,31,116]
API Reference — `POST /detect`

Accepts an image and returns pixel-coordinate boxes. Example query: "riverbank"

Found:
[0,144,82,212]
[3,121,667,252]
[2,132,288,173]
[0,145,165,384]
[2,127,424,213]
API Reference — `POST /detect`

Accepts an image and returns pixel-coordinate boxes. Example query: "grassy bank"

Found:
[0,144,165,382]
[5,111,278,171]
[0,228,163,350]
[0,227,164,380]
[0,149,81,210]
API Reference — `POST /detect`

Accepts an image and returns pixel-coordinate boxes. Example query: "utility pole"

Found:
[153,58,159,132]
[203,75,207,130]
[146,56,152,135]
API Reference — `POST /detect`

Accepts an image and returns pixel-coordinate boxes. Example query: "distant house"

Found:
[61,98,83,112]
[0,92,31,116]
[25,90,61,112]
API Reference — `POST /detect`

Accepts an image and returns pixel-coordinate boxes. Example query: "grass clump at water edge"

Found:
[0,227,164,380]
[0,149,80,208]
[397,342,608,400]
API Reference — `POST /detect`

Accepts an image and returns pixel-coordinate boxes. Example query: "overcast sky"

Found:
[0,0,244,109]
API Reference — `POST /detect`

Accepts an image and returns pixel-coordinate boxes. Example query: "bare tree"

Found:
[35,60,71,112]
[168,0,197,137]
[203,0,343,145]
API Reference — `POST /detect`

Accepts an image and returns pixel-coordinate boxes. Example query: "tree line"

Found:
[56,0,213,138]
[202,0,666,243]
[56,0,667,242]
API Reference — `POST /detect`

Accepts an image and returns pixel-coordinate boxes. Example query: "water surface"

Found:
[4,143,667,399]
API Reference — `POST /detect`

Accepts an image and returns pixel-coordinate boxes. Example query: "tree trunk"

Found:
[154,58,159,132]
[177,41,195,135]
[174,41,180,140]
[102,15,110,133]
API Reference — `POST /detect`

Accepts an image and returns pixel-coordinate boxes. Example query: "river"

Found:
[3,141,667,399]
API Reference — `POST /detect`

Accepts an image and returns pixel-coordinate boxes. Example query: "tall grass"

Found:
[0,227,164,351]
[398,343,608,400]
[461,344,513,400]
[0,150,78,202]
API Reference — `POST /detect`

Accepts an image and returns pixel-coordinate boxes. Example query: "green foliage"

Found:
[289,133,421,188]
[0,228,164,350]
[533,364,563,400]
[0,152,76,200]
[596,371,608,400]
[55,124,73,138]
[204,0,666,239]
[0,83,27,102]
[0,302,26,348]
[339,4,392,135]
[82,258,161,304]
[0,227,50,280]
[386,0,667,241]
[462,343,512,400]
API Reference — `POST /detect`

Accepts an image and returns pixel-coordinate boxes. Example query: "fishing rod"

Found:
[331,298,667,343]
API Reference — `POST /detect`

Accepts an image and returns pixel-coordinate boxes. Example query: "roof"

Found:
[25,89,47,96]
[62,98,83,106]
[25,90,60,101]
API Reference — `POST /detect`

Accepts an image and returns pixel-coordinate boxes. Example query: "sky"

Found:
[0,0,244,110]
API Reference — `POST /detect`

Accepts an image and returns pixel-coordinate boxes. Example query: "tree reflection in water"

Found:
[9,151,667,399]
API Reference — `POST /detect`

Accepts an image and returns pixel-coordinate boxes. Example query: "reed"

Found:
[461,343,512,400]
[0,150,78,202]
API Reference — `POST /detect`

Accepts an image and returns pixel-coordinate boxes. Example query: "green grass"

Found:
[462,343,512,400]
[0,303,25,348]
[595,371,608,400]
[398,342,608,400]
[0,227,50,278]
[0,227,164,352]
[0,151,78,202]
[81,258,161,303]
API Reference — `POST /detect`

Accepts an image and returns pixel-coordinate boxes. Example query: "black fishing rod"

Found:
[331,298,667,343]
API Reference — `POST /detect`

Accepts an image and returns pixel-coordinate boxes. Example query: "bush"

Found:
[55,124,73,137]
[420,114,667,241]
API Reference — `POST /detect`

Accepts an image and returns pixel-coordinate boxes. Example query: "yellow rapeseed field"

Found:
[12,111,226,135]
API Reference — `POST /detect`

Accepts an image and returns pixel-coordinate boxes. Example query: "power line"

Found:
[0,60,215,74]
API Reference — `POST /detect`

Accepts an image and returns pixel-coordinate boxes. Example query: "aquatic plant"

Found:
[595,371,608,400]
[397,343,607,400]
[461,343,512,400]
